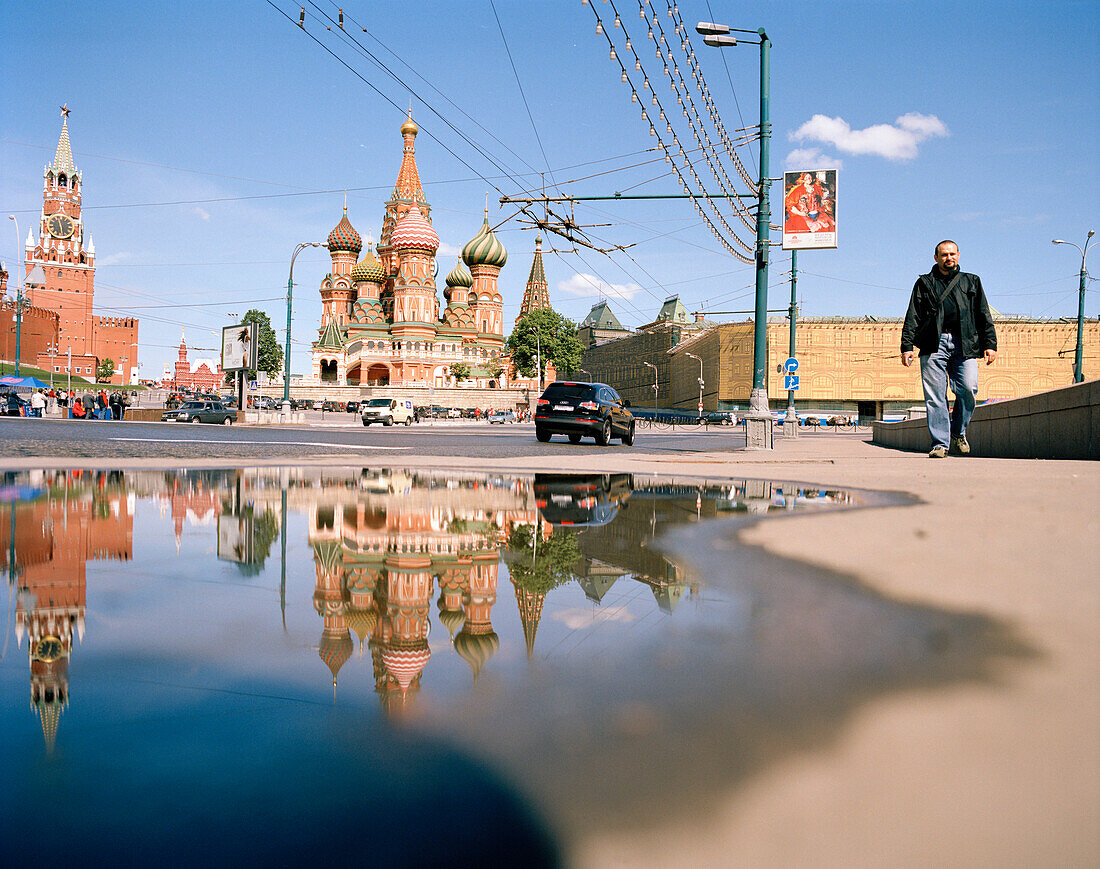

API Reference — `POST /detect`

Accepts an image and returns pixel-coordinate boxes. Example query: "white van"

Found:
[361,397,415,426]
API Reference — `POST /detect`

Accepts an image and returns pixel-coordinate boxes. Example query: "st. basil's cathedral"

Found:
[309,113,552,389]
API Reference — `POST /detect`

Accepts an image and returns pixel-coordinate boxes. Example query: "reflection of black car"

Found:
[534,381,635,446]
[533,473,633,527]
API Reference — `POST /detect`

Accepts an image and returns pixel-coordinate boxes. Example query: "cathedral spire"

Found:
[52,105,76,174]
[393,112,426,207]
[517,235,550,323]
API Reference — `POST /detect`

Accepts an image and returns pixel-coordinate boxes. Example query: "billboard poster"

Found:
[782,169,837,250]
[221,322,258,372]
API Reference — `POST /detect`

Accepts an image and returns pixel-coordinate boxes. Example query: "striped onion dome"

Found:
[327,208,362,255]
[390,204,439,252]
[462,212,507,268]
[318,629,353,684]
[351,249,386,283]
[453,628,500,681]
[444,259,473,288]
[381,643,431,692]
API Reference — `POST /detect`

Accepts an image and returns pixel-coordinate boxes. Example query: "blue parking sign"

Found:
[784,374,800,390]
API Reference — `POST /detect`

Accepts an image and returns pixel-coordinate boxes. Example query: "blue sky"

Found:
[1,0,1096,380]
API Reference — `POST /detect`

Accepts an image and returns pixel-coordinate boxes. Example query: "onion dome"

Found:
[381,643,431,692]
[400,111,418,137]
[445,259,473,289]
[351,249,386,284]
[319,629,353,685]
[390,204,439,252]
[453,629,500,682]
[462,212,507,268]
[437,604,466,640]
[344,606,379,645]
[327,207,362,255]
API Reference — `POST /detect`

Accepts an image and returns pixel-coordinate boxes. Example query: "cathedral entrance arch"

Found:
[366,364,390,386]
[345,363,361,385]
[320,359,339,382]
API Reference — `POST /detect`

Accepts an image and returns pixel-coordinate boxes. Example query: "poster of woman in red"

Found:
[782,169,837,250]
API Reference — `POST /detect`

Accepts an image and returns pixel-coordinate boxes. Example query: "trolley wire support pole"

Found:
[783,250,799,439]
[284,242,324,419]
[1052,231,1094,383]
[698,22,773,448]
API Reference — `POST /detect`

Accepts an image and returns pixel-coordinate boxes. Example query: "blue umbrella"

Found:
[0,375,51,391]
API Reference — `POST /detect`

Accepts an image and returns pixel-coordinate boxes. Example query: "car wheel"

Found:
[535,426,551,443]
[362,419,370,426]
[383,416,393,426]
[596,418,611,446]
[621,421,635,446]
[190,416,200,424]
[404,416,412,426]
[222,417,232,425]
[568,432,582,444]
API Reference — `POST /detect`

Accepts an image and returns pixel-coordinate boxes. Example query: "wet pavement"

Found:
[0,466,1040,865]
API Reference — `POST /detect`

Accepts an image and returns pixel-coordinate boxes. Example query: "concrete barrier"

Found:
[873,379,1099,459]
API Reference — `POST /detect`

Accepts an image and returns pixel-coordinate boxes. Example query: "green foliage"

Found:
[505,524,582,595]
[449,362,471,382]
[486,356,505,380]
[96,358,115,381]
[243,310,283,380]
[506,308,583,380]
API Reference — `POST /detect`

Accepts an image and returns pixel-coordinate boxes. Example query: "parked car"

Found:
[161,400,236,425]
[361,397,415,426]
[534,381,635,446]
[320,400,340,412]
[295,398,315,410]
[488,410,517,424]
[345,401,361,413]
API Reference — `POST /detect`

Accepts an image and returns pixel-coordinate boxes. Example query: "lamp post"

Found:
[686,352,704,417]
[45,343,58,389]
[784,250,799,437]
[643,361,658,411]
[1052,231,1094,383]
[7,215,25,375]
[285,242,324,416]
[575,367,590,380]
[697,21,773,448]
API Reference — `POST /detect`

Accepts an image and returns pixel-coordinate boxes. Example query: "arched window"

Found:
[58,174,67,187]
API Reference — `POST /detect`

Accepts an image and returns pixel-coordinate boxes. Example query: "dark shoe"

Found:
[929,445,948,458]
[950,436,970,455]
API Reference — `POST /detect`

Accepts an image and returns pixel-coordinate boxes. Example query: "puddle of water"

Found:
[0,467,1031,863]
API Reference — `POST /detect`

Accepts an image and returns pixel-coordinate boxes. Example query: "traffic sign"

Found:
[249,381,258,390]
[783,357,799,373]
[784,374,800,390]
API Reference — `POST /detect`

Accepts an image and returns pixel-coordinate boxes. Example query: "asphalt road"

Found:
[0,415,747,460]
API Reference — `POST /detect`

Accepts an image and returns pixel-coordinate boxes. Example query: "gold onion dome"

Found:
[400,111,418,137]
[344,606,379,644]
[390,204,439,252]
[445,259,473,288]
[462,213,507,268]
[327,207,362,255]
[351,249,386,283]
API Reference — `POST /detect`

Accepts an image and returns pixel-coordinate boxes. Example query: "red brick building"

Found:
[18,108,139,384]
[167,330,222,392]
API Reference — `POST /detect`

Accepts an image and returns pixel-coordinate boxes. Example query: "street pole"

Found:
[644,361,658,411]
[783,250,799,438]
[284,242,324,416]
[1053,231,1094,383]
[7,215,24,375]
[66,346,71,395]
[686,352,703,417]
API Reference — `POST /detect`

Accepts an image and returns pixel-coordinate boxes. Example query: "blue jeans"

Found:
[920,333,978,449]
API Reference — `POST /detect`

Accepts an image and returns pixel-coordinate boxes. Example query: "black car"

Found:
[161,400,237,425]
[534,381,634,446]
[295,398,315,410]
[346,401,361,413]
[533,473,633,527]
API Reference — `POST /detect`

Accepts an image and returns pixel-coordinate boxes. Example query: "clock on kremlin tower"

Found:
[18,106,139,385]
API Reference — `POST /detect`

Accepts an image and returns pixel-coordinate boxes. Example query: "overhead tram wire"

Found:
[703,0,756,177]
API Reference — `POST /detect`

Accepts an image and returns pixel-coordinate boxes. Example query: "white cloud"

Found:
[191,206,210,221]
[785,147,843,170]
[437,241,462,258]
[553,606,636,630]
[558,272,642,300]
[789,112,948,161]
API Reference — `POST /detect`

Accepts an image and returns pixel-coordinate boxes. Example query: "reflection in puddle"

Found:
[0,468,1029,862]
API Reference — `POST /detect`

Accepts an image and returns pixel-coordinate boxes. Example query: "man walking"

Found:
[901,240,997,457]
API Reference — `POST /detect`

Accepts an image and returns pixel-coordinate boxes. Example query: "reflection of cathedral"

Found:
[2,472,133,749]
[308,114,547,390]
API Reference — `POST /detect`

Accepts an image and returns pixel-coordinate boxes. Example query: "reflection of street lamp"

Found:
[1052,231,1094,383]
[698,20,773,449]
[285,243,324,414]
[686,352,703,416]
[643,361,658,411]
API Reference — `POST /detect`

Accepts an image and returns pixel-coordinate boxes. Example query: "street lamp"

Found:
[1052,231,1094,383]
[45,343,58,388]
[643,361,658,411]
[7,215,25,375]
[698,21,773,449]
[575,367,591,379]
[686,352,704,417]
[285,242,324,415]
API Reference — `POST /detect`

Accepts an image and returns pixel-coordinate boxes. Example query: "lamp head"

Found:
[1052,239,1065,245]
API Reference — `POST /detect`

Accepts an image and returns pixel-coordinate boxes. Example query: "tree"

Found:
[506,308,583,381]
[504,525,582,595]
[486,356,505,381]
[449,362,471,382]
[96,358,115,381]
[242,310,283,380]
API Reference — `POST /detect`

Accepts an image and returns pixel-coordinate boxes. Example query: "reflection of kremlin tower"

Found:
[311,113,547,390]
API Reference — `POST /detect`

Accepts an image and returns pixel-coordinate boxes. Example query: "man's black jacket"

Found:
[901,269,997,358]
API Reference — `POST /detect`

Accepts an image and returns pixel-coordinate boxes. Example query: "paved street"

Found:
[0,415,749,460]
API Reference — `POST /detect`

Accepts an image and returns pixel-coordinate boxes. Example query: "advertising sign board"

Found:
[782,169,837,250]
[222,323,259,372]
